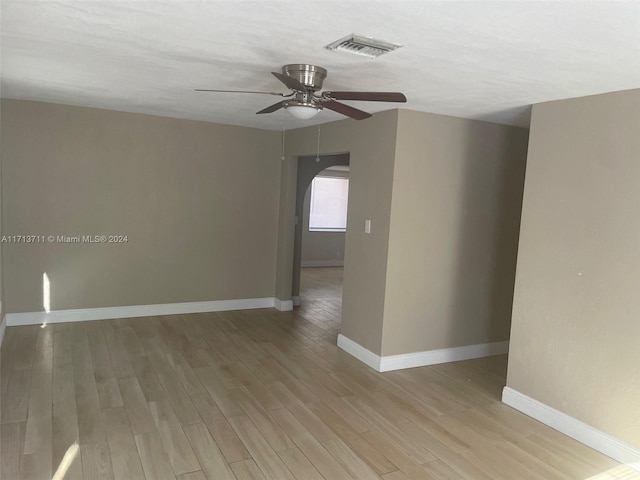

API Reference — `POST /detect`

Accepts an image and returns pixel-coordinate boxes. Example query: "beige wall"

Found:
[507,90,640,447]
[382,110,529,355]
[301,169,348,266]
[1,100,281,313]
[283,111,398,354]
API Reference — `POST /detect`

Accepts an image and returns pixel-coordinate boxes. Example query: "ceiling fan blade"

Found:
[322,101,372,120]
[256,101,285,115]
[324,91,407,102]
[195,89,285,96]
[271,72,306,91]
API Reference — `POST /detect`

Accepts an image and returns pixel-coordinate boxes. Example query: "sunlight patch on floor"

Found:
[51,442,79,480]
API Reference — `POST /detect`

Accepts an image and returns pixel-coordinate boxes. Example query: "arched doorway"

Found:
[292,153,349,310]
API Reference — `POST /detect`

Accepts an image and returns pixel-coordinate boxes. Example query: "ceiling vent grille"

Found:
[325,34,402,59]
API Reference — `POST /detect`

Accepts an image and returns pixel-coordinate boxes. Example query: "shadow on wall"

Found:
[292,153,349,300]
[448,124,529,345]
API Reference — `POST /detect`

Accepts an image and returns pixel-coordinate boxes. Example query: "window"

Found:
[309,176,349,232]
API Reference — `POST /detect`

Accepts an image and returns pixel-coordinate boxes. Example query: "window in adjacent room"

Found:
[308,175,349,232]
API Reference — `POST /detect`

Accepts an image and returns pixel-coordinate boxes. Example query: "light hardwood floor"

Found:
[1,268,637,479]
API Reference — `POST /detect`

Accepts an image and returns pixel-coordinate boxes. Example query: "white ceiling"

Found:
[2,1,639,130]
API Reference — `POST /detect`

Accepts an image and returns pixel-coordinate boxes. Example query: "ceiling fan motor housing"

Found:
[282,64,327,91]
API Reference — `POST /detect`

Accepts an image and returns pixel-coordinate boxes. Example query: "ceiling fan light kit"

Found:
[197,63,406,121]
[284,102,322,119]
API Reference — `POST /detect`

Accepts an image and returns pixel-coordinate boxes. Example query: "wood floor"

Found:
[1,268,637,479]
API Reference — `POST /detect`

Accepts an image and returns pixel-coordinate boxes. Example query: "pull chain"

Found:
[315,125,321,162]
[281,129,286,161]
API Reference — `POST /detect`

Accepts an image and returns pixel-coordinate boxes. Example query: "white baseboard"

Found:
[274,299,293,311]
[301,260,344,268]
[337,334,381,370]
[5,297,277,326]
[337,334,507,373]
[0,315,6,348]
[292,296,301,307]
[380,340,509,372]
[502,387,640,471]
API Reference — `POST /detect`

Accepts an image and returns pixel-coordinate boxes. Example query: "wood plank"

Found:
[52,414,83,480]
[183,422,235,480]
[100,321,134,379]
[86,325,123,409]
[117,376,156,435]
[147,351,201,426]
[119,326,146,358]
[1,328,20,398]
[20,450,52,480]
[270,407,355,480]
[129,356,166,402]
[509,434,598,479]
[104,407,145,480]
[164,351,205,396]
[245,382,284,411]
[23,328,54,454]
[52,331,77,419]
[322,437,381,480]
[228,415,296,480]
[1,368,33,424]
[421,460,466,480]
[176,472,205,480]
[230,388,295,452]
[229,459,267,480]
[80,441,115,480]
[190,393,250,463]
[342,396,436,464]
[2,422,25,480]
[72,326,106,445]
[134,432,176,480]
[267,382,336,442]
[277,448,324,480]
[361,430,433,480]
[148,400,200,476]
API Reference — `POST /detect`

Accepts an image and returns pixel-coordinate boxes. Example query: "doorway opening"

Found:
[292,154,349,330]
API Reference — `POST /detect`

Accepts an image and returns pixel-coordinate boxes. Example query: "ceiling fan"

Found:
[196,64,407,120]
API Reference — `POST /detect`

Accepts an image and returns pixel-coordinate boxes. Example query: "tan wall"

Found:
[507,90,640,447]
[301,169,348,265]
[382,109,529,355]
[283,110,398,354]
[1,100,281,313]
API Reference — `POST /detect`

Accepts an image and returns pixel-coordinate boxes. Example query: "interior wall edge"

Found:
[0,315,6,348]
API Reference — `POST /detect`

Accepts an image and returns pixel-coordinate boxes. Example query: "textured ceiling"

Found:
[1,1,639,130]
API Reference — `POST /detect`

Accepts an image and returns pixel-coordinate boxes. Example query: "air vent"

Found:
[325,34,402,59]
